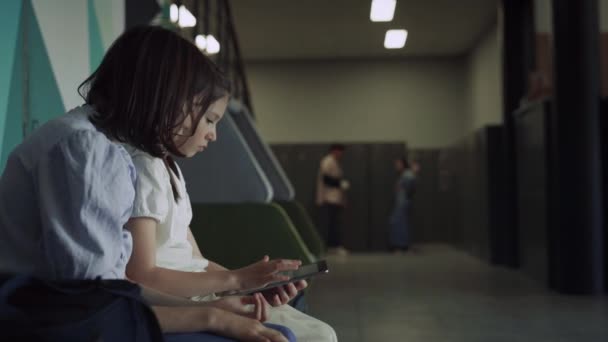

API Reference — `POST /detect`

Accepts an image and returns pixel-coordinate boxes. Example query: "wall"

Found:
[246,25,502,149]
[466,22,503,131]
[0,0,124,170]
[246,58,468,149]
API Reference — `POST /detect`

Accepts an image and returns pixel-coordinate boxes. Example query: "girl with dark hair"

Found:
[110,28,337,342]
[0,26,299,342]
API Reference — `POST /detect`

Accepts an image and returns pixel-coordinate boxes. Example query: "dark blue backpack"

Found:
[0,274,164,341]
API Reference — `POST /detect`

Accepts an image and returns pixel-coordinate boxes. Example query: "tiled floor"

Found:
[307,244,608,342]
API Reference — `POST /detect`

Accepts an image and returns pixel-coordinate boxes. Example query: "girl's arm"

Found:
[185,227,305,307]
[206,261,229,272]
[135,276,284,339]
[139,281,206,306]
[152,306,287,341]
[126,217,299,298]
[141,284,271,322]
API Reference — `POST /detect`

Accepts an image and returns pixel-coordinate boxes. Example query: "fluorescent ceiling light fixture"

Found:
[170,4,178,23]
[370,0,396,22]
[195,35,207,50]
[178,5,196,27]
[384,29,408,49]
[206,35,220,54]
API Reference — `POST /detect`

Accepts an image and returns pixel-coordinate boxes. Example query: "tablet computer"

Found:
[224,260,329,296]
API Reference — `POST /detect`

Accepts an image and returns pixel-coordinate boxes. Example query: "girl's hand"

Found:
[262,280,308,307]
[233,256,301,290]
[210,293,270,322]
[211,308,288,342]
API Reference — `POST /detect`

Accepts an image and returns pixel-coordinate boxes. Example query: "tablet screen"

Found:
[280,260,328,279]
[225,260,329,296]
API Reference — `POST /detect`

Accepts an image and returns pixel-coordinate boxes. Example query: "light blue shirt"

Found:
[395,169,416,207]
[0,105,136,279]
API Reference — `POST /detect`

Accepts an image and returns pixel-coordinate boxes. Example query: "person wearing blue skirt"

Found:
[389,157,418,252]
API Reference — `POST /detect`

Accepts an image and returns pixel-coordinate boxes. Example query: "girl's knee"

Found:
[316,321,338,342]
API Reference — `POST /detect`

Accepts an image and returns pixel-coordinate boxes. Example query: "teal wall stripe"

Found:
[1,0,66,170]
[89,0,105,72]
[25,0,65,133]
[1,39,24,171]
[0,0,23,165]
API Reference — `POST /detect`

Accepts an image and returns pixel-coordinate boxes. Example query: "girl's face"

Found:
[173,96,228,157]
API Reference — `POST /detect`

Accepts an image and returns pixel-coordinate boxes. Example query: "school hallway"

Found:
[307,244,608,342]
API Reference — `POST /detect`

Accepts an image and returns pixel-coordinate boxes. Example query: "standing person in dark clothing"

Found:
[316,144,350,255]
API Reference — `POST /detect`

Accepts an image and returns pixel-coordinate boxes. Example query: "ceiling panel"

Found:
[230,0,499,61]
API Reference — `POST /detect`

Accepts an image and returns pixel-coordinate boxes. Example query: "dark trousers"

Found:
[322,203,343,248]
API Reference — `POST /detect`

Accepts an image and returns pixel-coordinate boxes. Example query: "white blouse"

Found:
[124,145,209,273]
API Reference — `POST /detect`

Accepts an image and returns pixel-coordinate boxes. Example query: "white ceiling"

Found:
[230,0,499,61]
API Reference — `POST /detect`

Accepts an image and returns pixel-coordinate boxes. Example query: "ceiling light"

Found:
[384,29,408,49]
[178,5,196,28]
[170,4,178,23]
[195,35,207,50]
[370,0,396,22]
[206,35,220,54]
